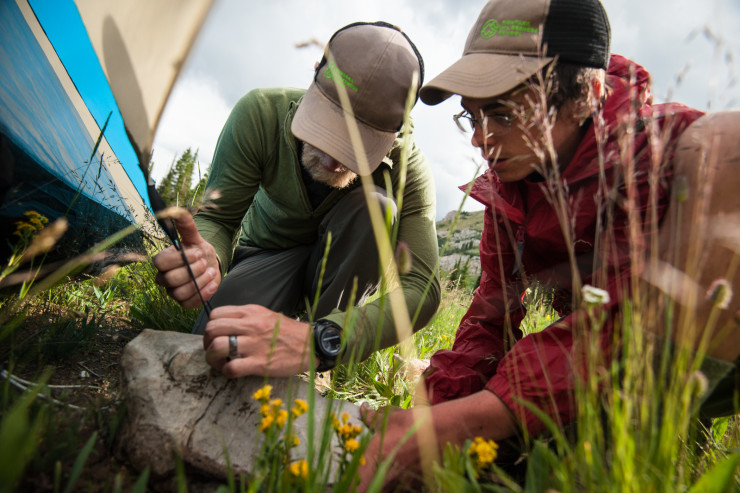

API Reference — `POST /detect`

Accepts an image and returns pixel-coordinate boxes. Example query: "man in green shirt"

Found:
[153,22,440,376]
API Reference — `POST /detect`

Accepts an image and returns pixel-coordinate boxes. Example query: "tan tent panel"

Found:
[76,0,215,162]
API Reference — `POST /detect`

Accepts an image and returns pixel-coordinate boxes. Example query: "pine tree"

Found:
[173,148,197,206]
[156,148,200,207]
[156,157,176,205]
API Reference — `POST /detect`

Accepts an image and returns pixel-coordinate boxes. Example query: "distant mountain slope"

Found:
[436,210,484,278]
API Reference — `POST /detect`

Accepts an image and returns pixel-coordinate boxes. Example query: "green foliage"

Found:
[322,287,469,411]
[125,261,199,333]
[519,283,558,336]
[446,256,475,291]
[688,452,740,493]
[128,468,150,493]
[156,148,209,208]
[59,431,97,493]
[0,373,50,493]
[523,441,561,492]
[35,309,103,362]
[414,287,470,358]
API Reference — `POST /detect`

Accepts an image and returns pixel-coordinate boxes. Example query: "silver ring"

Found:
[228,335,239,359]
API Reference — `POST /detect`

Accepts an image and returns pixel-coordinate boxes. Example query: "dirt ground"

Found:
[6,309,146,491]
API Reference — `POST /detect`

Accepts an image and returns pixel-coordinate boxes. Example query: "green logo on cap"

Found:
[481,19,539,38]
[325,62,358,92]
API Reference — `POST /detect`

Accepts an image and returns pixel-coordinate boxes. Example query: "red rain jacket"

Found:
[424,55,704,436]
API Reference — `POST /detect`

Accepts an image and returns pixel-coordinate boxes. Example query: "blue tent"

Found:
[0,0,213,261]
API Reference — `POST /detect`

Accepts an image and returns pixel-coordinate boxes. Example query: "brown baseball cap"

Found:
[292,22,424,175]
[420,0,610,105]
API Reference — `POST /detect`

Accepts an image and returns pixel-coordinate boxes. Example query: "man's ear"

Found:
[572,76,604,125]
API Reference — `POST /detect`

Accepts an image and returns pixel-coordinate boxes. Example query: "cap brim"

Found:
[291,83,396,175]
[420,53,554,105]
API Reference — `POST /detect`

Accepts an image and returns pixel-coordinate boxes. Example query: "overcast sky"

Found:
[151,0,740,220]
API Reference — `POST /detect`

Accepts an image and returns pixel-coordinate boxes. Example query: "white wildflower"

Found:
[582,285,611,306]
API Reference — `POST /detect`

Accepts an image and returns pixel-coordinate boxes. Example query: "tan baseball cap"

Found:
[420,0,610,105]
[292,22,424,175]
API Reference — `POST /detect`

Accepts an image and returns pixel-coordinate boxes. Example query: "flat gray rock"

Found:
[116,329,361,489]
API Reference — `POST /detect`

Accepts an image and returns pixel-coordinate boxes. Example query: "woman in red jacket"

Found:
[358,0,740,489]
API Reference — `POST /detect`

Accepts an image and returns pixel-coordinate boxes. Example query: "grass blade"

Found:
[62,431,97,493]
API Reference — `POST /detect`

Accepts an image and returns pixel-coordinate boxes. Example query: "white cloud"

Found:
[602,0,740,109]
[150,75,231,183]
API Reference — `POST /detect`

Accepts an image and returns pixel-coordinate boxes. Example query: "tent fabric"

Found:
[75,0,215,162]
[0,0,213,257]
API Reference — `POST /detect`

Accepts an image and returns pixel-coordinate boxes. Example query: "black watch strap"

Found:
[312,319,343,372]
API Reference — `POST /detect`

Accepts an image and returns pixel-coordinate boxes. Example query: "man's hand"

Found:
[152,210,221,309]
[203,305,313,377]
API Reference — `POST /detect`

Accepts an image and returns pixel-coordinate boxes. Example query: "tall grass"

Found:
[0,220,737,491]
[0,222,199,491]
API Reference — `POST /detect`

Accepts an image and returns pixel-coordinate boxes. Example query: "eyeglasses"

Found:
[453,110,517,135]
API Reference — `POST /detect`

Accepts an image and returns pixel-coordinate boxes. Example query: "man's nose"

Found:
[326,157,343,171]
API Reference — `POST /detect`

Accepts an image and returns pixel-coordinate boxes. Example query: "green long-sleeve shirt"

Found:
[194,88,440,362]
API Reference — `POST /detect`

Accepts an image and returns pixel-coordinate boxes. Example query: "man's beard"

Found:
[301,143,357,189]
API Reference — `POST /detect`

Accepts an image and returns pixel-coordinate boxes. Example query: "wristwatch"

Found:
[312,319,343,372]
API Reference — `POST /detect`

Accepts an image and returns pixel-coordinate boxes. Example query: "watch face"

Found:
[318,327,342,356]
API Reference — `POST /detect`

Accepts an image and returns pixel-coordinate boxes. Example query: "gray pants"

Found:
[193,186,396,334]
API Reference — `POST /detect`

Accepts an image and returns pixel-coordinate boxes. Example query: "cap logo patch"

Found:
[481,19,539,38]
[325,61,359,92]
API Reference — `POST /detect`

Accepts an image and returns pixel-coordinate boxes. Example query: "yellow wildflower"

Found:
[21,217,68,261]
[292,399,308,417]
[13,221,34,235]
[276,409,289,429]
[252,385,272,402]
[344,438,360,453]
[468,437,498,469]
[339,424,358,439]
[269,398,283,409]
[17,211,48,232]
[288,459,309,479]
[289,434,300,447]
[28,216,47,229]
[341,412,350,424]
[260,414,274,432]
[329,412,340,430]
[260,403,271,417]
